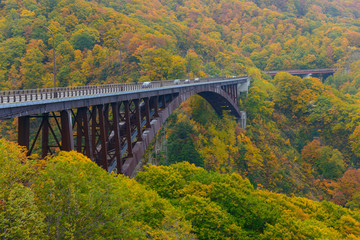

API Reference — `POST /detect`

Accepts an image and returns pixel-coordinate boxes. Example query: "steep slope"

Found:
[0,0,359,89]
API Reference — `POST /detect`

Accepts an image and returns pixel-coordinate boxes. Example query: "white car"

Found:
[174,79,180,85]
[194,78,199,82]
[184,79,190,84]
[142,82,151,88]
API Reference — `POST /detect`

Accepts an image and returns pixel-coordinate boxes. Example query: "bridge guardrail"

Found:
[0,76,245,104]
[265,68,336,75]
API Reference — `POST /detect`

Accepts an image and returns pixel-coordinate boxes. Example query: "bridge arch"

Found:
[122,84,244,176]
[1,77,249,177]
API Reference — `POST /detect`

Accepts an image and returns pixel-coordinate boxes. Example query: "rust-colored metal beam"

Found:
[134,99,142,141]
[145,97,151,128]
[60,110,74,151]
[124,101,133,158]
[91,106,97,160]
[42,113,49,158]
[161,95,166,109]
[231,85,235,101]
[154,96,159,117]
[98,105,108,171]
[112,102,122,173]
[235,84,238,103]
[18,116,30,150]
[104,104,110,139]
[78,107,92,159]
[76,110,83,153]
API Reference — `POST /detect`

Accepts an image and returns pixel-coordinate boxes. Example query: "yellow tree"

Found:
[0,139,46,239]
[349,125,360,158]
[20,39,46,89]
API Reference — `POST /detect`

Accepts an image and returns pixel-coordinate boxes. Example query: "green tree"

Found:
[179,195,246,240]
[34,151,194,239]
[20,40,46,89]
[349,125,360,158]
[0,139,45,239]
[273,72,305,116]
[34,151,143,239]
[167,121,204,167]
[246,85,274,121]
[316,147,345,180]
[0,185,46,240]
[0,37,26,71]
[261,215,343,240]
[71,30,96,51]
[168,55,186,79]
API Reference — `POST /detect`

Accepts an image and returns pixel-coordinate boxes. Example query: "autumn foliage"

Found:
[1,0,360,238]
[0,0,360,89]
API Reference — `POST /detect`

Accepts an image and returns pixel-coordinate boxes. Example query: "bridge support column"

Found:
[145,98,151,128]
[98,105,108,171]
[91,106,97,160]
[112,103,122,173]
[76,110,83,153]
[60,110,74,151]
[161,95,166,109]
[18,116,30,150]
[78,107,92,159]
[134,99,142,141]
[42,113,49,158]
[233,85,237,102]
[238,77,251,96]
[235,84,239,102]
[154,96,159,117]
[239,111,247,129]
[83,109,93,159]
[124,101,133,158]
[104,105,110,141]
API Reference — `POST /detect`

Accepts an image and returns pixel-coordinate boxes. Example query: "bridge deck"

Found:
[265,68,336,76]
[0,68,333,176]
[0,76,245,104]
[0,77,248,119]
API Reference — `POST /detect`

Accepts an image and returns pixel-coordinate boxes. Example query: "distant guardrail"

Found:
[265,68,336,76]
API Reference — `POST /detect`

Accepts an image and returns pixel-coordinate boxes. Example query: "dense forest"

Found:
[1,0,360,89]
[1,0,360,239]
[2,140,360,239]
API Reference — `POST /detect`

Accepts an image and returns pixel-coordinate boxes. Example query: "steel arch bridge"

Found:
[0,76,249,176]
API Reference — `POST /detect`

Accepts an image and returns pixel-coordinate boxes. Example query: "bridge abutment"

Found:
[239,111,247,129]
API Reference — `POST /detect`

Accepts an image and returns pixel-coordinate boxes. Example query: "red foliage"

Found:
[332,168,360,206]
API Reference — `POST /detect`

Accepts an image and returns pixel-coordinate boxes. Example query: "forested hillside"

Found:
[2,139,360,239]
[0,0,360,90]
[157,69,360,205]
[1,0,360,238]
